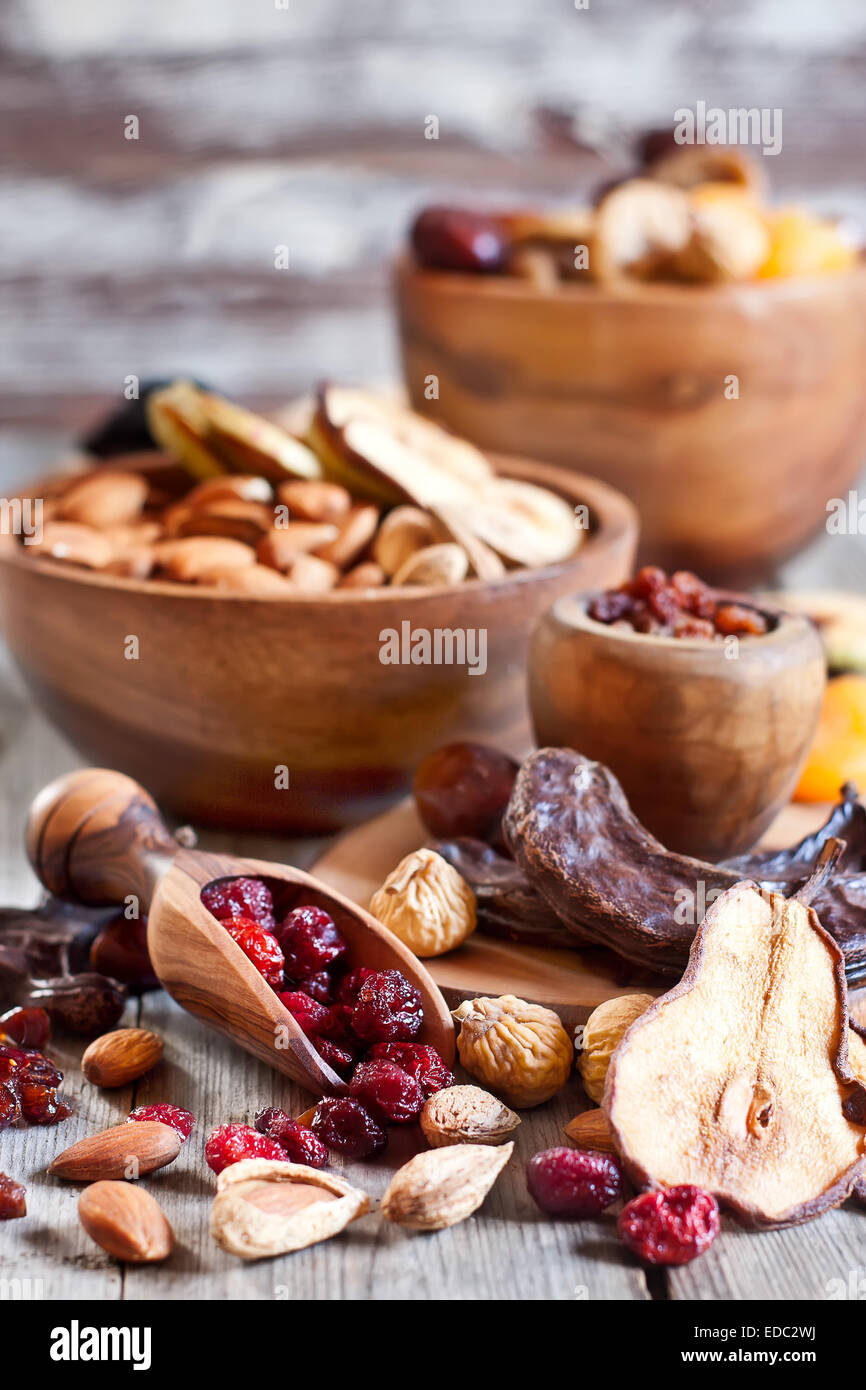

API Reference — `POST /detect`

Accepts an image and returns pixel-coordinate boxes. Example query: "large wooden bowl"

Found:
[395,258,866,583]
[0,455,637,834]
[529,593,826,859]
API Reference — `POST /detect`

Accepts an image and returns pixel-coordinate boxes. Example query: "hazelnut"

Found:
[369,849,476,958]
[578,994,655,1103]
[452,994,573,1109]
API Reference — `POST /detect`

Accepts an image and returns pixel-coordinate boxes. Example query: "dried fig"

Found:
[606,864,866,1227]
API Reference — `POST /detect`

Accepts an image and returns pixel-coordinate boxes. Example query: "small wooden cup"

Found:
[395,257,866,583]
[529,593,826,860]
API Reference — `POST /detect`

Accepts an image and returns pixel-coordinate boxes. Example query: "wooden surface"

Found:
[3,662,866,1302]
[0,455,636,834]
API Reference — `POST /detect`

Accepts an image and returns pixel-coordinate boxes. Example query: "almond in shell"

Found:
[78,1181,174,1263]
[381,1141,513,1231]
[421,1085,520,1147]
[50,1121,181,1181]
[210,1158,369,1260]
[82,1028,164,1088]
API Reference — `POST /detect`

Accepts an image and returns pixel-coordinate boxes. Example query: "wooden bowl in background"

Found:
[0,455,637,835]
[529,594,825,859]
[395,258,866,584]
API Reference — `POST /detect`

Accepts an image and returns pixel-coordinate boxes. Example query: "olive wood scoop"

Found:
[25,768,454,1094]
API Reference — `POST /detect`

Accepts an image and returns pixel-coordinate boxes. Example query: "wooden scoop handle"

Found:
[26,769,179,910]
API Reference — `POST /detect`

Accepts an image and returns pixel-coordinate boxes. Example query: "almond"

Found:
[206,564,294,595]
[59,470,148,529]
[563,1108,617,1154]
[277,479,352,524]
[338,561,387,590]
[210,1159,369,1261]
[287,553,339,593]
[28,521,114,569]
[256,522,339,572]
[313,503,379,570]
[421,1085,520,1147]
[78,1181,174,1262]
[382,1142,513,1231]
[49,1121,181,1181]
[82,1028,164,1088]
[186,475,273,507]
[154,536,255,581]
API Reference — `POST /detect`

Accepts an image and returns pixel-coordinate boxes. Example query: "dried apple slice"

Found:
[146,381,226,480]
[334,417,473,509]
[466,478,579,568]
[198,391,321,482]
[606,853,866,1228]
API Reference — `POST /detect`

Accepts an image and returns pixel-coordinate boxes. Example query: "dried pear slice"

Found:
[466,478,579,568]
[762,590,866,675]
[146,381,226,480]
[605,861,866,1229]
[592,179,691,282]
[431,506,506,581]
[198,391,321,482]
[336,417,473,510]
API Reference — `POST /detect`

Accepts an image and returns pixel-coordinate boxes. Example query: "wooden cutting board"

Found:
[312,796,863,1021]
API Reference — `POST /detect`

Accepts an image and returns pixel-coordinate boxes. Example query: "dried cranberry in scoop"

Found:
[276,906,346,979]
[367,1042,455,1098]
[0,1172,26,1219]
[311,1097,387,1159]
[201,877,276,929]
[254,1108,328,1168]
[618,1185,720,1265]
[349,1059,424,1124]
[128,1103,195,1141]
[205,1123,285,1174]
[278,990,331,1037]
[526,1147,622,1217]
[222,917,284,988]
[350,969,423,1045]
[302,970,333,1004]
[335,967,377,1006]
[315,1039,356,1079]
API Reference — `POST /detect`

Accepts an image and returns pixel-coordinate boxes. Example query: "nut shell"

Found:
[210,1158,369,1260]
[382,1141,513,1230]
[453,994,573,1108]
[421,1084,520,1147]
[369,848,476,957]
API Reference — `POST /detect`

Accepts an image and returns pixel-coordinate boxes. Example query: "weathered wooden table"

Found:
[1,659,864,1302]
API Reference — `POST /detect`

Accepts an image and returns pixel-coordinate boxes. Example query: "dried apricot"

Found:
[795,675,866,803]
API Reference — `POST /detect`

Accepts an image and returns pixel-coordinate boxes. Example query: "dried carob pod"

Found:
[433,837,576,948]
[605,844,866,1227]
[504,748,866,981]
[0,900,127,1034]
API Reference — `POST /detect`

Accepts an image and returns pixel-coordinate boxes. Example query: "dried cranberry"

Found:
[254,1108,328,1168]
[205,1123,286,1174]
[302,970,333,1004]
[0,1045,62,1089]
[0,1082,20,1130]
[526,1147,622,1217]
[618,1185,720,1265]
[278,990,330,1037]
[367,1042,455,1098]
[201,877,276,929]
[222,916,284,988]
[0,1172,26,1219]
[350,969,423,1045]
[335,967,377,1006]
[19,1082,70,1125]
[276,906,346,979]
[311,1097,387,1158]
[349,1059,423,1124]
[587,590,634,625]
[128,1103,195,1141]
[316,1038,356,1078]
[714,603,768,637]
[410,205,507,273]
[0,1006,50,1050]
